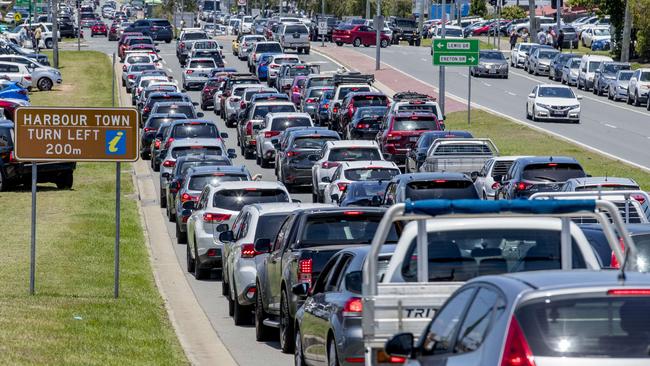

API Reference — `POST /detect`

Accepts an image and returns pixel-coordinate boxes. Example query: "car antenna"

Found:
[618,244,630,283]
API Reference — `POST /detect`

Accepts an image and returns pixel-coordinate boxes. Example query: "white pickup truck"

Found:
[419,138,499,175]
[361,199,638,365]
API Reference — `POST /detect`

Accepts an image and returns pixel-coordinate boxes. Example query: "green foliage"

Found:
[470,0,488,17]
[600,0,625,58]
[501,5,527,20]
[566,0,600,11]
[635,0,650,59]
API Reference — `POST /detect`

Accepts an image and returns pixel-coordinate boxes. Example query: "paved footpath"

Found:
[313,44,466,114]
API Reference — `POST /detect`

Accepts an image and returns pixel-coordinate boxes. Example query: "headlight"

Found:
[535,103,551,109]
[569,104,580,109]
[500,64,508,69]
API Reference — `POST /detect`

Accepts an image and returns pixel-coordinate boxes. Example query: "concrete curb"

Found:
[115,58,238,366]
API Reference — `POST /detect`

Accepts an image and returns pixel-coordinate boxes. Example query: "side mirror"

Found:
[197,112,205,117]
[292,282,310,296]
[321,176,331,183]
[218,230,234,242]
[220,132,229,138]
[181,200,195,210]
[577,95,583,100]
[252,173,263,181]
[192,101,199,106]
[161,172,170,179]
[254,238,272,253]
[470,171,479,181]
[384,333,414,358]
[382,153,392,161]
[227,148,237,159]
[528,93,535,98]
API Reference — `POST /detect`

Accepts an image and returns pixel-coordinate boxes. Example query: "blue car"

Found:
[339,180,390,206]
[255,53,277,81]
[316,89,334,126]
[0,80,28,101]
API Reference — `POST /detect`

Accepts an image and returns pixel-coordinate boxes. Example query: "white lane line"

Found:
[507,91,517,96]
[482,82,492,87]
[162,59,167,65]
[604,123,618,129]
[421,58,428,62]
[459,73,468,77]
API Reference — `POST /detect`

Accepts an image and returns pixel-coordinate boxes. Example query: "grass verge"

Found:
[445,109,650,190]
[0,51,187,365]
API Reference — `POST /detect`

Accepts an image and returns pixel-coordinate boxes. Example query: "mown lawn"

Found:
[445,109,650,190]
[0,51,187,365]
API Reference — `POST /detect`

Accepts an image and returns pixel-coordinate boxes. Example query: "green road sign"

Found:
[432,39,480,66]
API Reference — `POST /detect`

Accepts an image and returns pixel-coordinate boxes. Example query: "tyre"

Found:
[45,39,53,48]
[222,277,229,296]
[165,39,171,44]
[328,339,339,366]
[200,102,207,110]
[305,48,310,55]
[353,38,361,47]
[312,192,319,203]
[336,42,343,46]
[363,44,369,47]
[176,222,187,244]
[525,105,531,120]
[261,156,270,168]
[228,288,234,316]
[255,281,274,341]
[186,244,195,273]
[244,148,254,159]
[531,107,538,122]
[380,39,388,48]
[280,290,295,353]
[55,171,73,189]
[415,39,421,46]
[295,329,306,366]
[160,188,166,208]
[634,92,640,106]
[233,284,252,325]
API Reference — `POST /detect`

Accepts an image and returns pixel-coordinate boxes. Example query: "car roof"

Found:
[209,180,286,190]
[421,130,473,138]
[393,111,438,118]
[249,202,332,215]
[267,112,311,119]
[477,270,650,292]
[187,57,216,62]
[169,119,216,126]
[393,172,471,182]
[169,138,224,147]
[564,176,638,186]
[252,100,295,106]
[148,112,187,119]
[187,164,248,175]
[341,160,399,169]
[326,140,378,147]
[289,128,339,138]
[152,101,193,107]
[515,156,581,165]
[293,206,387,216]
[579,222,650,235]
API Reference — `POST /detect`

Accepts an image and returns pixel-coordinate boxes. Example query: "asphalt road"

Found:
[83,31,340,366]
[345,43,650,170]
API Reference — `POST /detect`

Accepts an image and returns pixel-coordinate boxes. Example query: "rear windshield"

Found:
[270,117,311,130]
[575,184,639,191]
[299,214,399,246]
[517,295,650,358]
[81,13,95,19]
[154,106,194,118]
[588,61,602,72]
[145,117,169,129]
[183,32,207,40]
[292,136,338,149]
[188,174,247,190]
[285,24,308,33]
[127,55,152,63]
[255,43,283,53]
[274,57,299,65]
[402,229,585,282]
[129,38,153,45]
[640,72,650,81]
[172,146,222,158]
[255,214,290,240]
[604,63,629,74]
[189,60,215,68]
[212,189,289,210]
[394,116,439,131]
[344,168,399,181]
[433,143,493,155]
[352,95,388,107]
[150,96,185,105]
[171,124,218,139]
[195,51,222,61]
[289,68,311,77]
[538,50,559,59]
[131,64,156,72]
[522,163,585,182]
[178,160,230,175]
[252,104,296,119]
[329,147,381,161]
[618,71,633,80]
[308,78,333,87]
[339,86,371,99]
[152,20,171,27]
[406,180,479,200]
[397,104,439,115]
[307,88,332,98]
[245,89,275,100]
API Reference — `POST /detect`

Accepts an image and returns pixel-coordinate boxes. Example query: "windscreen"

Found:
[395,19,416,27]
[406,179,479,200]
[299,213,399,246]
[352,95,388,107]
[344,168,399,181]
[481,51,504,60]
[402,229,586,282]
[292,136,338,149]
[129,38,153,45]
[538,87,575,98]
[345,182,387,200]
[212,189,289,210]
[522,163,586,182]
[270,117,311,130]
[252,104,296,119]
[517,295,650,358]
[329,147,381,161]
[445,28,463,37]
[618,71,633,80]
[603,63,628,74]
[588,61,602,72]
[146,117,169,130]
[152,20,171,27]
[254,214,290,240]
[594,28,610,36]
[393,116,439,131]
[172,146,223,158]
[244,89,275,100]
[189,60,216,68]
[575,184,639,191]
[274,57,299,65]
[538,50,559,59]
[155,106,194,117]
[256,43,282,53]
[172,124,218,139]
[640,72,650,81]
[188,174,247,190]
[289,67,311,76]
[433,143,493,155]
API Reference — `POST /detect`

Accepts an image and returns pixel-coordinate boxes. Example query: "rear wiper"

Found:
[533,176,558,182]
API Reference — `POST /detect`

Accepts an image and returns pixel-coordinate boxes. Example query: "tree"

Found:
[501,5,527,19]
[634,0,650,59]
[600,0,626,58]
[470,0,488,16]
[565,0,600,12]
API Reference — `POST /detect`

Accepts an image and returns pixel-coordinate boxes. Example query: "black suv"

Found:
[125,18,173,43]
[0,120,75,191]
[390,17,420,46]
[497,156,587,199]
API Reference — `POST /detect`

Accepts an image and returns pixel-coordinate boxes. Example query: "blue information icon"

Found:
[106,130,126,155]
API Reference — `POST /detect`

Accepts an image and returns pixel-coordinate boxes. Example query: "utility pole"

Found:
[528,0,537,43]
[439,0,446,116]
[52,0,59,67]
[375,0,380,70]
[621,0,632,62]
[366,0,370,20]
[418,0,424,37]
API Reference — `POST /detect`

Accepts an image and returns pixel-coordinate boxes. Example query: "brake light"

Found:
[386,133,400,141]
[143,106,151,114]
[323,103,329,109]
[434,179,447,183]
[270,64,279,68]
[321,161,340,169]
[24,76,32,81]
[343,211,363,215]
[186,70,193,74]
[500,317,536,366]
[264,131,280,138]
[306,98,315,103]
[144,127,156,132]
[492,182,501,190]
[332,106,338,113]
[357,123,370,128]
[342,297,362,316]
[286,151,299,157]
[292,86,300,93]
[154,140,161,148]
[240,100,246,109]
[164,137,174,148]
[180,193,197,202]
[337,182,348,192]
[516,182,533,191]
[162,160,175,167]
[348,103,355,117]
[180,42,185,48]
[128,74,136,79]
[632,193,646,205]
[246,121,252,135]
[241,243,261,258]
[203,213,231,222]
[297,259,312,285]
[611,237,626,269]
[607,289,650,296]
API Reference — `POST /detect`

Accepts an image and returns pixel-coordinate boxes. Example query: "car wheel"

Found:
[305,48,310,55]
[55,171,73,189]
[194,246,206,279]
[531,107,538,121]
[261,156,270,168]
[200,102,207,110]
[176,222,187,244]
[627,93,633,104]
[227,287,235,316]
[255,281,274,341]
[233,284,252,325]
[45,39,53,48]
[280,289,295,353]
[415,39,421,46]
[295,328,306,366]
[221,275,229,296]
[328,339,339,366]
[634,92,641,106]
[647,99,650,111]
[37,77,53,91]
[165,39,171,44]
[380,39,388,48]
[160,188,167,208]
[353,38,361,47]
[335,41,343,46]
[526,105,531,120]
[244,148,254,159]
[186,243,195,273]
[312,192,319,203]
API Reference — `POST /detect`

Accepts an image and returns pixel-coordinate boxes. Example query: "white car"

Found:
[526,84,582,123]
[322,160,400,204]
[510,42,535,68]
[223,83,265,124]
[186,181,292,279]
[181,57,216,90]
[0,61,32,89]
[311,140,384,202]
[255,112,313,168]
[267,54,300,87]
[581,26,610,48]
[473,156,531,199]
[123,53,162,72]
[239,15,254,34]
[221,202,330,324]
[238,35,266,60]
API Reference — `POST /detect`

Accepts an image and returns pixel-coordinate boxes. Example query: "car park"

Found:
[526,84,582,123]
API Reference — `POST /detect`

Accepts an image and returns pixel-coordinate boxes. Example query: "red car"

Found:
[376,112,444,166]
[332,24,390,48]
[108,22,120,41]
[334,91,389,135]
[91,21,108,37]
[119,36,155,60]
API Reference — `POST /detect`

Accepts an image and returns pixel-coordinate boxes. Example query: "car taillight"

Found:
[143,106,151,114]
[297,259,312,285]
[9,151,15,162]
[348,104,354,117]
[240,100,246,109]
[246,121,252,135]
[332,106,338,113]
[24,76,31,81]
[631,193,646,205]
[337,182,348,192]
[162,160,175,167]
[203,213,231,222]
[357,123,370,128]
[241,243,261,258]
[270,64,279,68]
[500,317,536,366]
[180,193,197,202]
[321,161,340,169]
[128,74,135,79]
[264,131,280,138]
[144,127,156,132]
[180,42,185,48]
[607,288,650,296]
[516,182,533,191]
[492,182,501,190]
[292,86,299,93]
[164,137,174,148]
[286,151,299,157]
[186,70,193,74]
[154,140,161,148]
[323,103,329,109]
[610,237,626,269]
[305,98,315,103]
[342,297,362,317]
[386,133,400,141]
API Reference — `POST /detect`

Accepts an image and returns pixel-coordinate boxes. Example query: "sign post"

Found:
[318,19,327,47]
[14,107,139,296]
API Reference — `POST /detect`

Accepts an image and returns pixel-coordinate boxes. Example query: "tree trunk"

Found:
[529,0,537,43]
[621,0,633,62]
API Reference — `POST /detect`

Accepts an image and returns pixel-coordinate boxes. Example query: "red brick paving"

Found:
[314,45,466,113]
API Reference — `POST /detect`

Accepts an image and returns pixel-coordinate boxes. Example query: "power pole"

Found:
[621,0,632,62]
[375,0,380,70]
[366,0,370,20]
[528,0,537,43]
[52,0,59,67]
[440,0,446,116]
[418,0,424,37]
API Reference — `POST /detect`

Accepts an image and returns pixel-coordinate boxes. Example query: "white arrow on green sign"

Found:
[432,39,480,66]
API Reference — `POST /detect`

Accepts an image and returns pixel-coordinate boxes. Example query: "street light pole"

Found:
[439,0,446,116]
[621,0,632,62]
[375,0,380,71]
[52,0,59,68]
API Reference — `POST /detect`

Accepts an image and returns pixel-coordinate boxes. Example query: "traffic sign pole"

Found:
[468,66,471,126]
[440,0,446,116]
[114,162,121,298]
[29,163,36,295]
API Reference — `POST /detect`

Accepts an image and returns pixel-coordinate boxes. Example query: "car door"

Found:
[189,187,208,252]
[474,159,492,196]
[266,215,295,313]
[325,165,342,203]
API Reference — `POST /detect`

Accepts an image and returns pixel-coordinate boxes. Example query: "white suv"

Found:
[186,181,292,279]
[255,112,313,168]
[322,160,400,204]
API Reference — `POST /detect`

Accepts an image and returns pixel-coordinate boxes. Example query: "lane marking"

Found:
[604,123,617,129]
[482,82,492,87]
[507,91,517,96]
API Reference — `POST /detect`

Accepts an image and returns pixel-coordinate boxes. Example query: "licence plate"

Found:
[197,73,207,77]
[489,69,497,74]
[293,33,300,38]
[409,136,419,142]
[551,111,566,117]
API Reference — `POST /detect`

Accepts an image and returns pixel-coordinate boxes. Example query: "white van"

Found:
[577,54,613,91]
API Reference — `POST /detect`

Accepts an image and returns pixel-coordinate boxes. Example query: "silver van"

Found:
[279,23,310,54]
[577,54,613,91]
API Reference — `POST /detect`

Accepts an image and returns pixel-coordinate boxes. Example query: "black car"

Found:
[124,18,173,43]
[389,17,420,46]
[338,180,389,206]
[345,105,387,140]
[141,93,195,123]
[497,156,587,199]
[140,113,187,159]
[549,53,579,82]
[580,223,650,268]
[275,128,340,188]
[404,130,473,173]
[382,172,480,205]
[0,120,75,191]
[253,207,401,352]
[57,21,77,38]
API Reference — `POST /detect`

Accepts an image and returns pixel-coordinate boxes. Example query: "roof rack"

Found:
[392,90,435,101]
[333,71,374,86]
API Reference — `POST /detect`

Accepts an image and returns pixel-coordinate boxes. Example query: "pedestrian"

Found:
[509,31,518,49]
[537,29,546,45]
[557,29,564,51]
[522,29,530,43]
[546,29,554,47]
[34,26,42,52]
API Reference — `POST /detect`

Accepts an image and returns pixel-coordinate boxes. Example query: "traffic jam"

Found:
[108,11,650,366]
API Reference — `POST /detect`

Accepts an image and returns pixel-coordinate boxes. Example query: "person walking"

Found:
[509,30,518,49]
[522,29,530,43]
[34,26,42,52]
[546,29,554,47]
[557,29,565,51]
[537,29,546,45]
